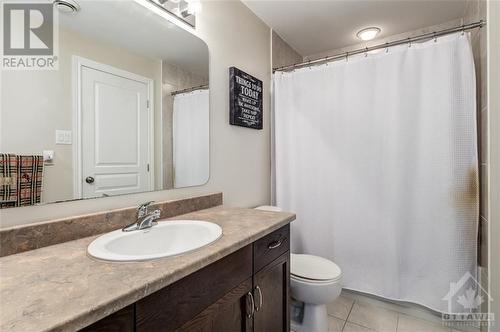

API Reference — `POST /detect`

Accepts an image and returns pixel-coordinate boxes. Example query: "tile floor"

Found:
[325,290,478,332]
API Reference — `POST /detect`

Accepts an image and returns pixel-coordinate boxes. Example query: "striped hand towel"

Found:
[0,154,44,208]
[0,154,18,206]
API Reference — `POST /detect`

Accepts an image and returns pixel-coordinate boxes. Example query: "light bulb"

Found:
[186,0,202,15]
[356,27,381,41]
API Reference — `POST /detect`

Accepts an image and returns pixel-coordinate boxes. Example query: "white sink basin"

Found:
[87,220,222,262]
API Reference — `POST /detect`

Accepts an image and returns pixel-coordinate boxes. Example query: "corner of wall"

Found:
[271,30,303,69]
[486,1,499,330]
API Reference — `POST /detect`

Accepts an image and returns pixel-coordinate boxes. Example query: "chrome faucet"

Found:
[122,201,161,232]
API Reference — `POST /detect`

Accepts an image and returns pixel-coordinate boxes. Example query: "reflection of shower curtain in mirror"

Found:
[274,33,478,313]
[173,89,209,188]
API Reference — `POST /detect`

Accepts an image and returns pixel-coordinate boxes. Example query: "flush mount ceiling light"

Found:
[356,27,381,41]
[53,0,80,13]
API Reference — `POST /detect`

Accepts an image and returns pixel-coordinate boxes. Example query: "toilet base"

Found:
[291,303,329,332]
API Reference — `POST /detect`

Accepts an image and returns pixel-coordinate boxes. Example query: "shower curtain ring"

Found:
[346,52,349,62]
[461,25,465,36]
[433,32,437,42]
[364,47,368,57]
[385,43,389,53]
[325,56,329,66]
[408,37,412,48]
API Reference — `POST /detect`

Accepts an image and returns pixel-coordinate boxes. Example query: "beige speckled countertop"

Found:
[0,206,295,332]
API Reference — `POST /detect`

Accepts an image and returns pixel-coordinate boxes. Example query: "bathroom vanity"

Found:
[0,204,295,332]
[84,224,290,332]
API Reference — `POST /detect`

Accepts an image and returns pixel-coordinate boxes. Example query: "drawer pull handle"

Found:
[246,291,255,318]
[268,239,283,249]
[255,285,263,311]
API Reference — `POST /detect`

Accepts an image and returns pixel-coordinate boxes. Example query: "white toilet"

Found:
[255,206,343,332]
[290,254,342,332]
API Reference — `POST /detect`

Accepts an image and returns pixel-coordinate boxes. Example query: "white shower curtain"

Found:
[172,89,209,188]
[274,33,478,313]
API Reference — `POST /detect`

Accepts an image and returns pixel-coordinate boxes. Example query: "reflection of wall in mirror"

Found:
[161,62,208,190]
[1,27,162,204]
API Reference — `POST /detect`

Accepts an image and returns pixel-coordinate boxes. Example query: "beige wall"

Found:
[0,0,271,227]
[161,62,208,189]
[1,27,162,204]
[272,31,303,69]
[487,1,499,330]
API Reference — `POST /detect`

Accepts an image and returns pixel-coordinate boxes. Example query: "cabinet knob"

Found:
[85,176,95,184]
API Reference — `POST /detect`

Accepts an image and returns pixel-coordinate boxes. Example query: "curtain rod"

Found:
[171,84,209,96]
[273,20,485,73]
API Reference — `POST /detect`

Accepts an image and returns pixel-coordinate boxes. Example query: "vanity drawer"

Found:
[253,224,290,272]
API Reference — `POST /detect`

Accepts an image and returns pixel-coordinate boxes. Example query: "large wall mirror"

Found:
[0,0,209,209]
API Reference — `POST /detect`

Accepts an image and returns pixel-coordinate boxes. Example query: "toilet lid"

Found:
[291,254,342,281]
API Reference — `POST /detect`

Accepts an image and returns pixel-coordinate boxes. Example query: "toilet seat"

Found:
[291,254,342,282]
[290,255,343,328]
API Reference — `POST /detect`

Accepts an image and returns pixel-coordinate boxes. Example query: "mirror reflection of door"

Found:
[79,60,153,199]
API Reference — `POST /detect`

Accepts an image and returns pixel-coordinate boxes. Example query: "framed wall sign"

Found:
[229,67,263,130]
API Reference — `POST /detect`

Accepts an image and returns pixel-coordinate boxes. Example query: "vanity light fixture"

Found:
[356,27,381,41]
[53,0,80,13]
[186,0,202,15]
[147,0,198,27]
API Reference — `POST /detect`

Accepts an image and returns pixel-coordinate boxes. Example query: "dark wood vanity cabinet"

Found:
[82,224,290,332]
[81,305,135,332]
[177,278,254,332]
[253,253,290,332]
[252,225,290,332]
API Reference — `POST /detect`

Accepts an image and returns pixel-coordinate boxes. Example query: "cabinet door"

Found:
[253,252,290,332]
[178,278,254,332]
[136,246,252,331]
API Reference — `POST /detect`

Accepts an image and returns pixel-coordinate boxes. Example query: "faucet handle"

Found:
[151,209,161,220]
[137,201,154,218]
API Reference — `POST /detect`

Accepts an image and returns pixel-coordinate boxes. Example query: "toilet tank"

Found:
[255,205,283,212]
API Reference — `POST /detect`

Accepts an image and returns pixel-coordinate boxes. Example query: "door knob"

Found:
[85,176,95,184]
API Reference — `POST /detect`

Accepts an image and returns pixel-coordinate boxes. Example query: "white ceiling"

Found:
[243,0,467,57]
[59,0,208,76]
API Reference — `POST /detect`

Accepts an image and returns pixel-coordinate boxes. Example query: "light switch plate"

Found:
[55,130,72,145]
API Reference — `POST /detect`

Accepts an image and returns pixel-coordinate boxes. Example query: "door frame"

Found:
[72,56,155,199]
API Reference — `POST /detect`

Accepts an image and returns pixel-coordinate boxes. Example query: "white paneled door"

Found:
[80,64,152,199]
